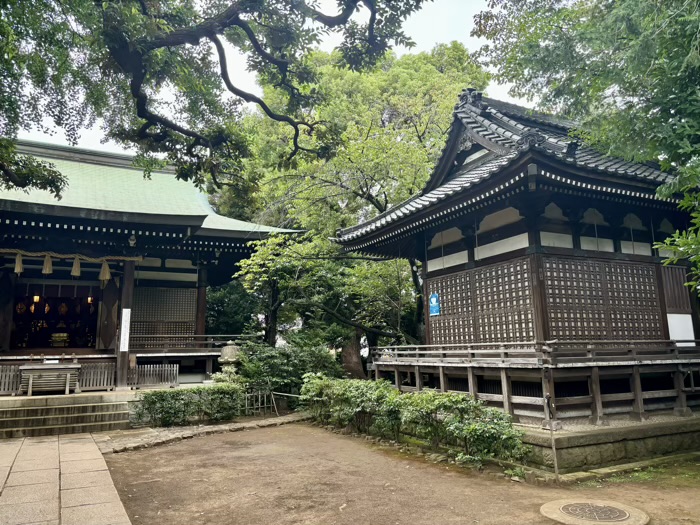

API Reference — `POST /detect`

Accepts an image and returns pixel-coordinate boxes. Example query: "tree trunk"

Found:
[341,326,366,379]
[264,280,279,346]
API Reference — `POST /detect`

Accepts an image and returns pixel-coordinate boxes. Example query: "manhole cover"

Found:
[540,499,649,525]
[560,503,629,522]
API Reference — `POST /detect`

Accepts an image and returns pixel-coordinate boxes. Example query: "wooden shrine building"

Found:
[336,89,700,426]
[0,140,288,390]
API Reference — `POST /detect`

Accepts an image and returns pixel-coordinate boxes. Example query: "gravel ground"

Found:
[106,423,700,525]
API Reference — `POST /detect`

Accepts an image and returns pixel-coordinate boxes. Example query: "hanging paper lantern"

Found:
[42,255,53,275]
[71,256,81,278]
[14,253,24,275]
[98,261,111,287]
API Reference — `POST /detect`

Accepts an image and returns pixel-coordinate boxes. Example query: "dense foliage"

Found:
[233,44,488,370]
[213,339,344,393]
[473,0,700,285]
[300,375,528,463]
[1,0,430,195]
[136,383,245,427]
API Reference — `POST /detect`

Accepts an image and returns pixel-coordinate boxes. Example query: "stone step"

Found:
[0,402,129,420]
[0,410,129,430]
[0,391,136,409]
[0,419,131,439]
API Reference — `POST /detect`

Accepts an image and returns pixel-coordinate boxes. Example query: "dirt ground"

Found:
[106,423,700,525]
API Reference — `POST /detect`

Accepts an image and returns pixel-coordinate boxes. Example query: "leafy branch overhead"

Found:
[0,0,430,195]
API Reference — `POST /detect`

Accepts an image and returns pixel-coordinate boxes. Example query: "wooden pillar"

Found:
[630,366,647,420]
[0,271,15,352]
[116,261,135,389]
[541,368,560,429]
[500,369,513,416]
[374,366,381,381]
[589,366,607,425]
[674,368,692,417]
[438,366,447,392]
[414,365,422,390]
[467,368,477,399]
[205,358,214,377]
[195,266,207,336]
[394,366,401,390]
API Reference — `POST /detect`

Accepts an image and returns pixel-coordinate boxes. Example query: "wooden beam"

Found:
[394,366,401,390]
[439,366,447,392]
[630,366,647,420]
[589,366,607,426]
[415,365,423,391]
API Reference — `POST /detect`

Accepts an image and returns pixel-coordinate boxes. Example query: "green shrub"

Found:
[232,340,344,392]
[136,383,245,427]
[300,376,527,463]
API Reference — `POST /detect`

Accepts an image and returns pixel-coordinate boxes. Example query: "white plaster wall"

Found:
[668,313,695,345]
[428,227,464,249]
[620,241,652,256]
[540,232,574,249]
[478,207,522,233]
[475,233,529,260]
[580,236,615,253]
[427,250,469,273]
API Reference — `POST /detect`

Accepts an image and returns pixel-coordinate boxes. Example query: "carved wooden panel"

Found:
[543,256,663,340]
[661,265,692,314]
[427,257,534,344]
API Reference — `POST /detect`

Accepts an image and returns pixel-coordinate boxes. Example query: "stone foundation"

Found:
[524,417,700,472]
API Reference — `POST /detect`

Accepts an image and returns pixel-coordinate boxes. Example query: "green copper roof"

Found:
[1,140,293,239]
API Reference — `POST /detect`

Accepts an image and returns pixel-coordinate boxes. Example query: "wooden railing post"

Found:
[630,366,647,421]
[500,368,513,416]
[589,366,607,426]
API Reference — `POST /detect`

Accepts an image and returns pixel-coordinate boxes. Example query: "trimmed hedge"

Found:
[300,374,528,463]
[136,383,245,427]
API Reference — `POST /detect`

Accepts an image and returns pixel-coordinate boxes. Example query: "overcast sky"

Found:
[19,0,519,153]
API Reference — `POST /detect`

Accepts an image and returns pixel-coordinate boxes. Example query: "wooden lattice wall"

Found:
[131,287,196,336]
[428,257,535,344]
[542,256,663,340]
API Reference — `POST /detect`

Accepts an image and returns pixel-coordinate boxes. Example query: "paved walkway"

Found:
[0,434,131,525]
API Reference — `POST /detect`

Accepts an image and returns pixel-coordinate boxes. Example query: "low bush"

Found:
[136,383,245,427]
[300,375,528,463]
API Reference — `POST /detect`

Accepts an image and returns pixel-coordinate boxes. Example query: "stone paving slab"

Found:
[0,434,131,525]
[5,468,59,486]
[61,470,115,490]
[0,482,58,505]
[61,501,130,525]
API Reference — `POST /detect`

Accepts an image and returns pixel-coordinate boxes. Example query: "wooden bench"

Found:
[19,364,82,396]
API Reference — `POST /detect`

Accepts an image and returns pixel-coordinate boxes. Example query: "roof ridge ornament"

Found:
[460,88,489,112]
[516,130,546,149]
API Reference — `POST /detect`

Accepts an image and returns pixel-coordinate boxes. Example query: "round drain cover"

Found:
[540,499,649,525]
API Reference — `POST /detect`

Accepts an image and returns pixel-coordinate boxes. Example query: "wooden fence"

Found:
[79,363,116,391]
[127,364,179,388]
[243,390,275,416]
[0,366,20,394]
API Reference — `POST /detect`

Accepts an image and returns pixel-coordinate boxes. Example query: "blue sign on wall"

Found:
[429,293,441,316]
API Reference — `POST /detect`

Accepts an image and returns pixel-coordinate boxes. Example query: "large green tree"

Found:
[234,44,489,375]
[473,0,700,283]
[1,0,430,197]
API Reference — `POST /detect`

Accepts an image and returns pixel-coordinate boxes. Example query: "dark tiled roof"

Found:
[336,90,672,244]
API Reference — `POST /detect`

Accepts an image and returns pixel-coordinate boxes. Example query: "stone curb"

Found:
[107,412,312,454]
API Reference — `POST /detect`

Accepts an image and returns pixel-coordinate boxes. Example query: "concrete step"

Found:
[0,419,131,439]
[0,402,129,420]
[0,410,129,430]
